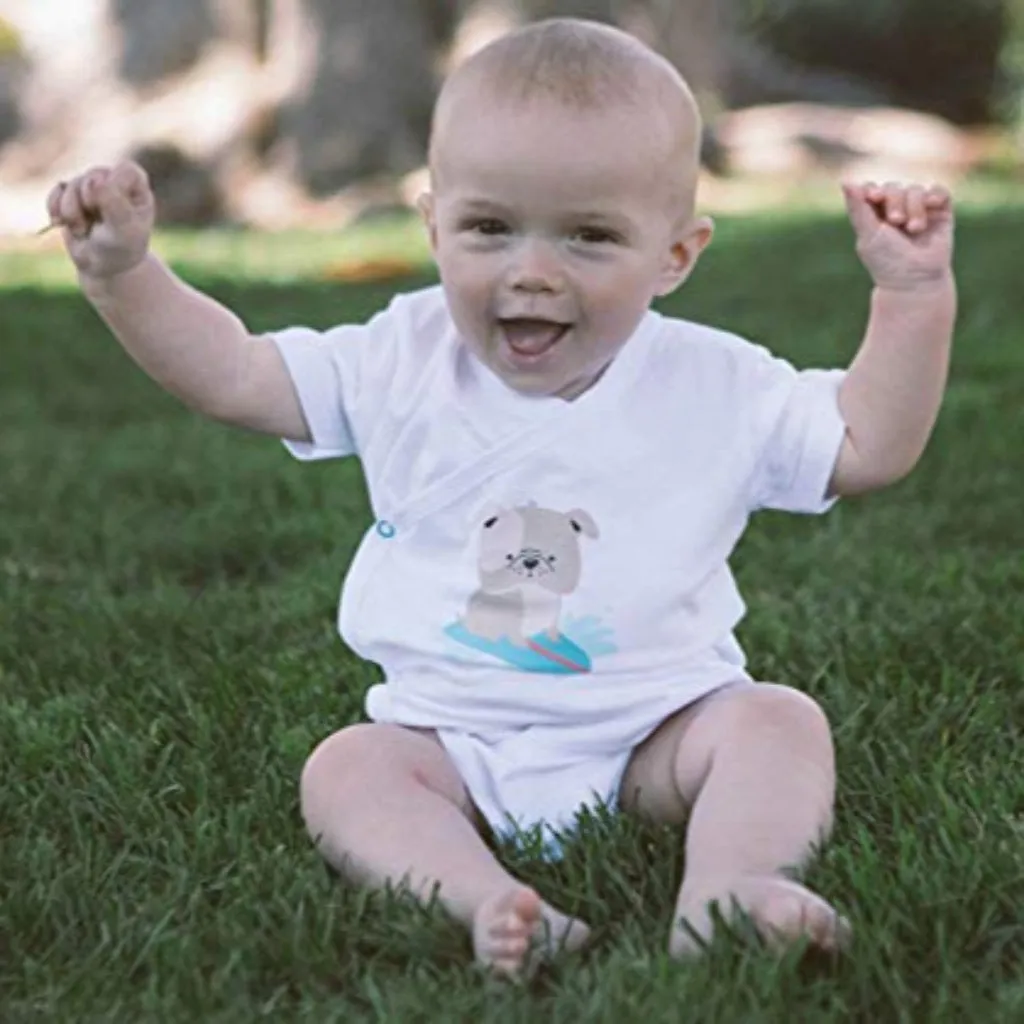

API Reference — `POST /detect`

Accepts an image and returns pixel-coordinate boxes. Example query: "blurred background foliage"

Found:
[0,0,1021,233]
[733,0,1020,124]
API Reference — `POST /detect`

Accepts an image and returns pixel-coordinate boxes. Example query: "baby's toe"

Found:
[809,906,852,952]
[753,878,849,952]
[473,887,542,977]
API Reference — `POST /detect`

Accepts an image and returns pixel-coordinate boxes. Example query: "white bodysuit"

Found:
[273,285,847,849]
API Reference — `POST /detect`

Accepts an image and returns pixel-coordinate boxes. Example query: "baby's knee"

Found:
[715,684,833,756]
[299,722,466,817]
[300,724,380,812]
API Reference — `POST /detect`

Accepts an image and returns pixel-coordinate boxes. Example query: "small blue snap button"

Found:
[376,520,396,539]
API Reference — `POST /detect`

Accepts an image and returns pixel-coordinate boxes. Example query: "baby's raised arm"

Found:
[48,162,310,442]
[829,181,957,497]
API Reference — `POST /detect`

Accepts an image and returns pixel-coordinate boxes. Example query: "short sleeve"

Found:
[270,300,402,462]
[748,353,848,514]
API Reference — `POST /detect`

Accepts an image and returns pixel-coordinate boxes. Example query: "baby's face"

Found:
[422,96,709,399]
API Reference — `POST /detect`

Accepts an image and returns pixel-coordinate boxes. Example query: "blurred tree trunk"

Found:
[621,0,724,110]
[522,0,617,21]
[112,0,215,85]
[276,0,447,195]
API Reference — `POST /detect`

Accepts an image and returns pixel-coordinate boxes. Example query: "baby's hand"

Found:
[45,161,155,280]
[842,181,954,292]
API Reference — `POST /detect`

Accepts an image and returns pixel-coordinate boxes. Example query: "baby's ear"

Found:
[417,192,438,251]
[655,215,714,297]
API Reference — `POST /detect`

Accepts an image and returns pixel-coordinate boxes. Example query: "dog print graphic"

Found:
[444,502,603,674]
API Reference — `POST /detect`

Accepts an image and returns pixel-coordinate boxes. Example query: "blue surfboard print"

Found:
[444,622,591,674]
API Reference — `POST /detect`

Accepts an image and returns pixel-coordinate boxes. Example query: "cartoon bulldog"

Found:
[461,502,599,647]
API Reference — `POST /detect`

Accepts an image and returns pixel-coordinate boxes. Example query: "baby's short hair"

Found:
[458,17,679,110]
[429,18,701,210]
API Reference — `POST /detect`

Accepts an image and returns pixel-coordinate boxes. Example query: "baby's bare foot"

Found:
[671,874,851,958]
[472,886,591,978]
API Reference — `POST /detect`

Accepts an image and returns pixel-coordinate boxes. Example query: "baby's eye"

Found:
[465,218,509,236]
[573,227,619,245]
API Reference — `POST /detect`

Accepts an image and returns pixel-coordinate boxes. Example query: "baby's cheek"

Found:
[443,278,489,341]
[440,251,484,293]
[587,277,645,328]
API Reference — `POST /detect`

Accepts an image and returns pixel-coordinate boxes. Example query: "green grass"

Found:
[1,202,1022,1022]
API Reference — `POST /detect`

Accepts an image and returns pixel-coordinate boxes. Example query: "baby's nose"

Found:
[522,557,539,570]
[508,240,563,292]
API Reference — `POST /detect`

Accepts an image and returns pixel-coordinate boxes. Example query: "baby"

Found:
[49,19,956,978]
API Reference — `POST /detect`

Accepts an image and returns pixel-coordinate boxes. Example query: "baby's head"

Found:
[420,18,713,400]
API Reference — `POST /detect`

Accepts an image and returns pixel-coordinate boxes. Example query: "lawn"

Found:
[1,201,1022,1022]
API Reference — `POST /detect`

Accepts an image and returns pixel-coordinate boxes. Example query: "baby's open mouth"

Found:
[498,318,572,359]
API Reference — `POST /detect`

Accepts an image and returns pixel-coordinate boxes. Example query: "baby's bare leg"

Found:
[620,683,850,956]
[300,722,590,975]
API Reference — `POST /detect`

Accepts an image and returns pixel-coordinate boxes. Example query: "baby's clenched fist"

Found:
[46,161,155,280]
[843,180,954,293]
